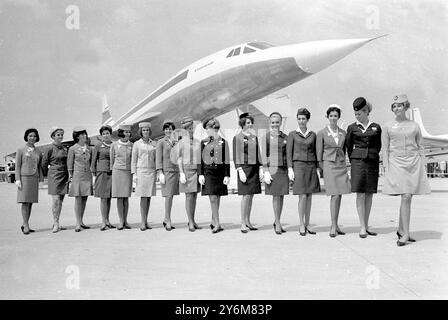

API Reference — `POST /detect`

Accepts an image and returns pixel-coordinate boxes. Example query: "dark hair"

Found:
[163,122,175,131]
[72,130,88,143]
[24,128,40,142]
[239,115,254,128]
[326,107,341,118]
[269,112,283,120]
[116,129,132,138]
[203,118,220,130]
[391,101,410,111]
[296,107,311,120]
[99,125,112,135]
[139,127,152,137]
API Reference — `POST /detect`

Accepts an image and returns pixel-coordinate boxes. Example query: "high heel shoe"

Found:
[209,224,215,230]
[359,233,367,238]
[305,227,316,235]
[299,227,306,236]
[145,224,152,230]
[273,223,282,235]
[117,225,124,230]
[29,228,35,232]
[80,224,90,229]
[100,225,107,231]
[281,227,286,233]
[124,224,131,229]
[397,240,407,247]
[246,224,258,231]
[21,225,30,235]
[212,226,223,234]
[329,232,336,238]
[163,221,172,231]
[194,223,202,230]
[75,227,82,232]
[336,229,346,235]
[107,223,116,229]
[396,231,416,242]
[188,223,195,232]
[366,230,377,236]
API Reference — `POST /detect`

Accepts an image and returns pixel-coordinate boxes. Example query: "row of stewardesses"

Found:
[16,94,430,246]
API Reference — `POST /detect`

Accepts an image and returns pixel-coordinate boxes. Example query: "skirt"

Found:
[201,167,228,196]
[237,164,261,195]
[161,171,180,197]
[323,160,351,196]
[180,168,200,193]
[292,161,321,195]
[265,166,289,196]
[17,175,39,203]
[350,158,379,193]
[383,153,431,195]
[47,168,68,195]
[111,169,132,198]
[69,171,93,197]
[135,169,156,197]
[94,171,112,198]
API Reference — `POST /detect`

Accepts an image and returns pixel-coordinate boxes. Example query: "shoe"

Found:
[359,233,367,238]
[21,225,30,235]
[246,224,258,231]
[210,224,215,230]
[281,227,286,233]
[163,221,172,231]
[194,223,202,230]
[140,226,147,231]
[329,232,336,238]
[107,223,116,229]
[273,223,282,235]
[100,226,107,231]
[80,224,90,229]
[241,228,249,234]
[299,227,306,236]
[366,230,378,236]
[188,223,195,232]
[146,224,152,230]
[305,227,316,235]
[29,228,35,233]
[397,240,407,247]
[336,229,346,235]
[213,226,224,234]
[124,224,131,229]
[75,227,82,232]
[397,231,416,242]
[117,225,124,230]
[52,224,60,233]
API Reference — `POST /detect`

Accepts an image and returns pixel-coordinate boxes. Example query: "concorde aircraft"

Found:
[102,36,386,141]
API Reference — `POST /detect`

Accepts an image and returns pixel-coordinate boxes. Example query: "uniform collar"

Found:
[356,121,372,133]
[296,126,310,137]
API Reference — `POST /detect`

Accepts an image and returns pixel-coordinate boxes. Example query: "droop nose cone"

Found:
[291,36,385,74]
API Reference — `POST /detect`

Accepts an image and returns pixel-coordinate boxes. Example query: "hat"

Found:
[202,118,220,129]
[327,104,341,110]
[392,94,409,104]
[50,126,64,137]
[162,119,174,126]
[118,124,131,131]
[180,116,194,128]
[239,112,249,120]
[353,97,367,111]
[73,126,87,133]
[138,122,151,128]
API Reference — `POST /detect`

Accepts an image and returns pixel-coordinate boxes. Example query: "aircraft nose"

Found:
[291,36,386,74]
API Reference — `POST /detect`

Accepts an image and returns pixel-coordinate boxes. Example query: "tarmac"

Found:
[0,178,447,300]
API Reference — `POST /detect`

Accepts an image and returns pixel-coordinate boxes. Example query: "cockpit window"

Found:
[247,41,275,49]
[226,49,234,58]
[243,46,256,54]
[233,47,241,56]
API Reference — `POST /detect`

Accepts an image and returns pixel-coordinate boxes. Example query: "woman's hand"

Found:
[223,176,230,185]
[237,169,247,183]
[263,171,273,184]
[180,172,186,184]
[15,180,22,189]
[288,167,295,181]
[259,168,264,182]
[198,175,205,185]
[158,172,165,184]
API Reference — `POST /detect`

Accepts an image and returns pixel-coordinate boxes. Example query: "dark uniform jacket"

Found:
[156,136,179,173]
[345,122,382,161]
[41,143,68,176]
[261,131,288,170]
[286,130,318,168]
[198,136,230,177]
[91,142,112,174]
[232,132,262,168]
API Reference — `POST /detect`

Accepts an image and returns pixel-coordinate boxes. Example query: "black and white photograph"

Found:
[0,0,447,304]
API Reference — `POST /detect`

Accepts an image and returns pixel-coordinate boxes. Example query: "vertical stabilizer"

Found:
[102,94,115,126]
[410,108,430,137]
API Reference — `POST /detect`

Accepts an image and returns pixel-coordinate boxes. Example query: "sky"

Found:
[1,0,447,162]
